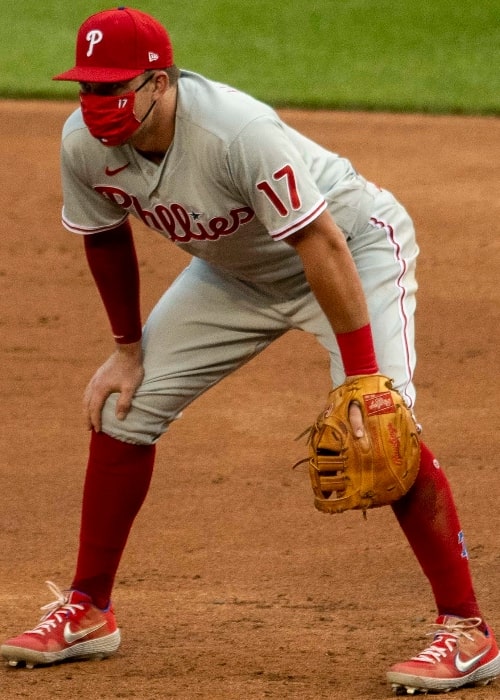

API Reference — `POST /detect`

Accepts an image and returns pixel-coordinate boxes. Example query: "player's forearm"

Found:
[302,254,378,375]
[83,221,143,344]
[302,251,369,332]
[288,213,378,375]
[289,213,369,331]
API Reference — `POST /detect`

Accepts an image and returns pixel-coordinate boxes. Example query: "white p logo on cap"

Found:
[86,29,103,57]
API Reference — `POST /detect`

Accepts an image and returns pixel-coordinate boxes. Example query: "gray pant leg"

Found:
[100,259,288,445]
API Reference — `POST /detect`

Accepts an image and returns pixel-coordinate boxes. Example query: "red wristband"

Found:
[336,324,379,376]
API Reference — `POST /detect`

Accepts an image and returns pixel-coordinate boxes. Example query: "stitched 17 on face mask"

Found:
[80,74,155,147]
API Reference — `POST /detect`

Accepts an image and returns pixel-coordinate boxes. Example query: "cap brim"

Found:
[52,66,145,82]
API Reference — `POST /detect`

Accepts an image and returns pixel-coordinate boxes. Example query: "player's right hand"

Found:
[83,341,144,432]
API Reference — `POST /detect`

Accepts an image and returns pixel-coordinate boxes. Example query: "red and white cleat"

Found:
[1,581,120,668]
[387,616,500,695]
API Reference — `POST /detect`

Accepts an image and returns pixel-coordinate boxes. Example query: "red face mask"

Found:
[80,74,155,147]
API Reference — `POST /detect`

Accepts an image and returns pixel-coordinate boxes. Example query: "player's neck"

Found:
[130,87,177,162]
[135,149,168,165]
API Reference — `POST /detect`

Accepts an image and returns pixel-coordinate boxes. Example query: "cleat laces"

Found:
[411,617,482,665]
[25,581,85,637]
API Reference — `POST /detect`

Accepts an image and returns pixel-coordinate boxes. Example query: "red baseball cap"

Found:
[53,7,174,82]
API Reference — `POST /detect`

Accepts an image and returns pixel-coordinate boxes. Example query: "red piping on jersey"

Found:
[369,215,414,407]
[62,212,128,235]
[270,200,327,240]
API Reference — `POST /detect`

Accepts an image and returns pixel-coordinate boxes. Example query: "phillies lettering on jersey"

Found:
[94,185,255,241]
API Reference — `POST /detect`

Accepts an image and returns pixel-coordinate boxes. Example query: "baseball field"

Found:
[1,2,499,699]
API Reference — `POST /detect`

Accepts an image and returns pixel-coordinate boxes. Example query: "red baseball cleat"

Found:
[1,581,120,668]
[387,615,500,694]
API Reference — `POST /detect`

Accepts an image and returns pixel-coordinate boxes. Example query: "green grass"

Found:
[1,0,499,113]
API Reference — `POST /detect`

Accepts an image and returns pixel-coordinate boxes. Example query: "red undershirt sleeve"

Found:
[83,220,142,344]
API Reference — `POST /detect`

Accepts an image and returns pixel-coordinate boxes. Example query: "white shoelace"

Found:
[26,581,85,637]
[412,617,482,665]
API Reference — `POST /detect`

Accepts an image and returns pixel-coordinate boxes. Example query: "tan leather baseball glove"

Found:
[307,374,420,516]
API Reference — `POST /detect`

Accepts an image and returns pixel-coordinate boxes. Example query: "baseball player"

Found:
[2,7,499,695]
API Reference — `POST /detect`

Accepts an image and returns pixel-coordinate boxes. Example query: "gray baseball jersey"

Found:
[62,72,379,289]
[59,70,419,445]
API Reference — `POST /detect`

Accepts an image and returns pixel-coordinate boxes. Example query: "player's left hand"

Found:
[348,399,364,438]
[83,341,144,432]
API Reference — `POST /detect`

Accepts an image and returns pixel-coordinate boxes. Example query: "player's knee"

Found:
[100,394,179,445]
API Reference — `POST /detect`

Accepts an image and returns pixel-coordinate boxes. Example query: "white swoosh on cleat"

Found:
[63,621,106,644]
[455,647,490,673]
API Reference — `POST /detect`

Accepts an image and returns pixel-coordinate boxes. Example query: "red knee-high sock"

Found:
[72,430,155,609]
[392,441,484,624]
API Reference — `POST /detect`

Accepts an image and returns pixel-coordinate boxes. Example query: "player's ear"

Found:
[153,70,169,95]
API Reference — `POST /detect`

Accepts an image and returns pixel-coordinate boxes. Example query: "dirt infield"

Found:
[0,101,499,699]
